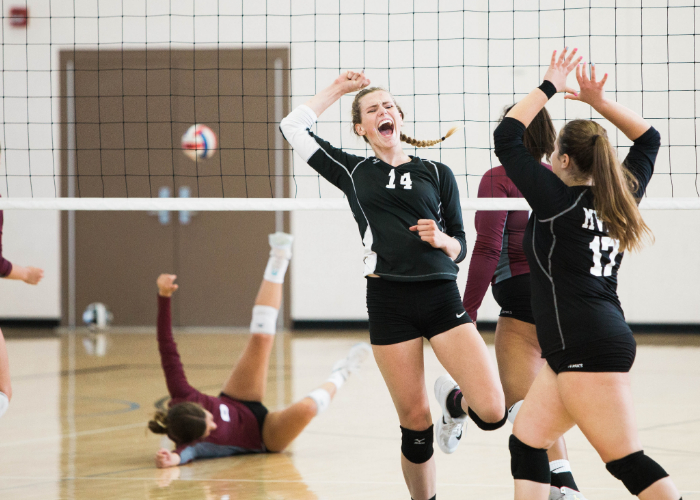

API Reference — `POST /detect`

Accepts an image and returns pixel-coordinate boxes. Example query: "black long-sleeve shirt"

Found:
[494,116,660,355]
[280,105,466,282]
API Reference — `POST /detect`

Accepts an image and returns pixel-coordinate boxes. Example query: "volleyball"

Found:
[181,124,218,160]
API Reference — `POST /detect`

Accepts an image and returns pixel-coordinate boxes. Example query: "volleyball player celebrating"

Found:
[280,73,506,500]
[461,108,586,500]
[0,199,45,419]
[149,233,370,467]
[495,48,681,500]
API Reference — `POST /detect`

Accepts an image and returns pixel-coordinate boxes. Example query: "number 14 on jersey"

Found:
[386,170,412,190]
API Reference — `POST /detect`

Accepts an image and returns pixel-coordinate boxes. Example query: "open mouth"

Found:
[378,119,394,137]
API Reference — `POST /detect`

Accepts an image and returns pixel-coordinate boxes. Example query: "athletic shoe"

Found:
[268,232,293,260]
[559,487,587,500]
[549,486,565,500]
[331,342,372,382]
[433,374,468,454]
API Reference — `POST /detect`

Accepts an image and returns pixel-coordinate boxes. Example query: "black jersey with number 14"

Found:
[494,117,660,356]
[280,105,466,282]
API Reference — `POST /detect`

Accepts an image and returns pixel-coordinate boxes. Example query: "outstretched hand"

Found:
[333,70,370,95]
[155,448,181,468]
[157,274,178,297]
[542,47,582,93]
[564,62,608,108]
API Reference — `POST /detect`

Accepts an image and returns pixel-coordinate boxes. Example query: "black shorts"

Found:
[366,278,471,346]
[545,333,637,374]
[219,392,269,432]
[491,274,535,325]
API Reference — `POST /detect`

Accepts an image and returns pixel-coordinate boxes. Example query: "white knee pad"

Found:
[306,388,331,416]
[250,305,279,335]
[508,400,524,424]
[0,391,9,419]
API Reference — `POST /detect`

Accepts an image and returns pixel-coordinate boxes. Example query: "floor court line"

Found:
[0,422,146,448]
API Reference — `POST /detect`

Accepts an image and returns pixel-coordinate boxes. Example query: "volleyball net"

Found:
[1,1,699,210]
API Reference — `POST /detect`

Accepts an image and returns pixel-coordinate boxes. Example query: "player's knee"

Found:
[250,305,278,335]
[509,434,550,483]
[468,404,508,431]
[606,450,669,496]
[400,425,434,464]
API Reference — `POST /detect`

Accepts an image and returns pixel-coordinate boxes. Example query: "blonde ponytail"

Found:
[400,126,460,148]
[558,120,653,252]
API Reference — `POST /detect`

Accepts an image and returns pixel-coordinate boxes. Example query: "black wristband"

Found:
[538,80,557,100]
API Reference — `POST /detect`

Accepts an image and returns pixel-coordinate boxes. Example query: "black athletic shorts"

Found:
[545,333,637,374]
[366,277,472,346]
[219,392,269,432]
[491,273,535,325]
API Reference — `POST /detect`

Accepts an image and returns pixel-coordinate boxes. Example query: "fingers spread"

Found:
[550,50,557,66]
[590,63,597,82]
[600,72,608,86]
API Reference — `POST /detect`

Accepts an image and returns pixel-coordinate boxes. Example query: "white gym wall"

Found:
[0,1,697,324]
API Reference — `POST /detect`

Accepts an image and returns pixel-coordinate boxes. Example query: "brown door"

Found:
[60,49,291,327]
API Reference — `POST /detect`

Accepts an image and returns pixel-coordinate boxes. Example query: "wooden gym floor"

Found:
[0,329,698,499]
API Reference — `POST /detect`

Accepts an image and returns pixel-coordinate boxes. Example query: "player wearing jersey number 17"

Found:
[462,105,587,500]
[494,48,681,500]
[280,71,506,500]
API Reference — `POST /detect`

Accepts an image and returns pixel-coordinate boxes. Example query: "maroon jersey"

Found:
[157,296,265,463]
[462,164,550,321]
[0,204,13,277]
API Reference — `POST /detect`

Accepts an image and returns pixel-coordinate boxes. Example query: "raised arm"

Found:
[564,62,660,197]
[565,62,650,141]
[156,275,198,400]
[495,49,582,218]
[303,71,370,118]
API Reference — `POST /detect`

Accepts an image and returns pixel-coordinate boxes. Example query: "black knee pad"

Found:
[400,425,434,464]
[468,407,508,431]
[606,450,669,496]
[509,434,550,484]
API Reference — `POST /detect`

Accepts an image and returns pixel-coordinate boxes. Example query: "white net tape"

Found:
[0,198,697,211]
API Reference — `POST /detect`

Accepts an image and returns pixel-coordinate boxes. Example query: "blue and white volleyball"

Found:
[181,124,218,160]
[83,302,113,330]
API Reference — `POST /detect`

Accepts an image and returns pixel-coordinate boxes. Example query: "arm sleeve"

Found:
[494,117,572,219]
[176,446,196,465]
[157,296,199,400]
[0,211,13,278]
[462,171,508,321]
[437,163,467,263]
[621,126,660,199]
[279,105,362,194]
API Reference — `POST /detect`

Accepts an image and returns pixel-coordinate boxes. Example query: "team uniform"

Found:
[494,117,660,374]
[463,164,551,324]
[280,105,469,345]
[157,296,267,463]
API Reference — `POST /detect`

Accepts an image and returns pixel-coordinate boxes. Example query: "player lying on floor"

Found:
[148,232,371,467]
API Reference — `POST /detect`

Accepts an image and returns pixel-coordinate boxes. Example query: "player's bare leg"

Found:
[221,233,292,402]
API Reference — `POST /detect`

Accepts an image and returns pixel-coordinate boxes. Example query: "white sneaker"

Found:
[268,232,293,260]
[434,374,468,454]
[549,486,565,500]
[331,342,372,382]
[559,487,587,500]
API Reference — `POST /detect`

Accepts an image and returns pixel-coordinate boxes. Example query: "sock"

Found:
[306,388,331,415]
[550,459,579,491]
[326,370,346,390]
[445,388,466,418]
[263,252,289,284]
